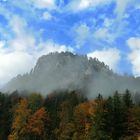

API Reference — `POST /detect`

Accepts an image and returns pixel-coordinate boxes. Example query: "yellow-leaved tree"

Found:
[8,99,31,140]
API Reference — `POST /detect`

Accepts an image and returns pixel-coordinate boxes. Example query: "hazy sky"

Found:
[0,0,140,85]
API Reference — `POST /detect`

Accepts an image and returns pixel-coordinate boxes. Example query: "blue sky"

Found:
[0,0,140,85]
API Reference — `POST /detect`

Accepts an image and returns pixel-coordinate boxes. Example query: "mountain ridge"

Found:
[3,52,140,97]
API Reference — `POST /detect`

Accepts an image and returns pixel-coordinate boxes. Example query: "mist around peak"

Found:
[2,52,140,98]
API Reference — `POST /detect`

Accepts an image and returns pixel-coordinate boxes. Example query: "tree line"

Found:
[0,90,140,140]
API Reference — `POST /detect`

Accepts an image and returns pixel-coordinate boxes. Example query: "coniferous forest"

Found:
[0,90,140,140]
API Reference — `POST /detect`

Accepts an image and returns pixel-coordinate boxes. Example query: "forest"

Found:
[0,90,140,140]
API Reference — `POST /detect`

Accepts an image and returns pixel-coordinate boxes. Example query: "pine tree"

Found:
[90,94,111,140]
[123,90,133,109]
[112,91,127,140]
[28,93,43,113]
[105,96,114,138]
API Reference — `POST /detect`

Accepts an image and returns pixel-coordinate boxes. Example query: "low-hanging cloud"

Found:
[3,52,140,98]
[87,48,121,72]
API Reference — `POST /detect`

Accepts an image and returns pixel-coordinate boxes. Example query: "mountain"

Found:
[3,52,140,97]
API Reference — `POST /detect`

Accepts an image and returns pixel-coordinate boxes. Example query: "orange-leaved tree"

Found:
[73,100,95,140]
[8,99,31,140]
[27,107,48,140]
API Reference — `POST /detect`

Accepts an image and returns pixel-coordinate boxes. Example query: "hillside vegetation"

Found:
[0,90,140,140]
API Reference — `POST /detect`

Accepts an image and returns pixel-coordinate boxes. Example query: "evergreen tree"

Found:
[123,90,133,109]
[112,91,126,140]
[104,96,114,138]
[0,93,11,140]
[28,93,43,113]
[90,94,111,140]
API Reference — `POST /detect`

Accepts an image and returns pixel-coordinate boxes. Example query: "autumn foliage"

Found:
[27,107,48,136]
[0,90,139,140]
[8,99,31,140]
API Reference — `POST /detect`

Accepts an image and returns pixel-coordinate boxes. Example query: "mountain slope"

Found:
[3,52,140,96]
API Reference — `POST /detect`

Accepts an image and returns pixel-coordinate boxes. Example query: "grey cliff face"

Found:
[3,52,140,97]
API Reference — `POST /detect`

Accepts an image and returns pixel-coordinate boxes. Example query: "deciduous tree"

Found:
[27,107,48,140]
[8,99,31,140]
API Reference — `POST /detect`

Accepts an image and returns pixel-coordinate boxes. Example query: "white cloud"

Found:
[74,24,90,48]
[93,27,113,42]
[0,16,73,86]
[9,15,27,36]
[42,11,52,21]
[114,0,131,20]
[73,21,116,48]
[114,0,140,20]
[73,17,117,47]
[103,18,113,28]
[36,40,74,58]
[67,0,112,12]
[32,0,56,10]
[127,37,140,50]
[0,51,34,86]
[0,41,5,49]
[67,0,135,20]
[127,37,140,76]
[87,48,121,71]
[8,15,35,52]
[0,41,72,86]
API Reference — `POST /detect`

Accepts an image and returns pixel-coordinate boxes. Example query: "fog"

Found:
[2,52,140,98]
